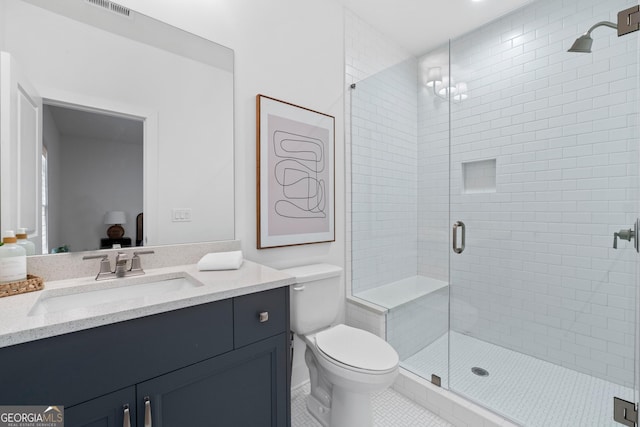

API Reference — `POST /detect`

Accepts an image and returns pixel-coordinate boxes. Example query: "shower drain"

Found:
[471,367,489,377]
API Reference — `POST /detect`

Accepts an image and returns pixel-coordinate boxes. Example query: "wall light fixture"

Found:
[424,67,468,102]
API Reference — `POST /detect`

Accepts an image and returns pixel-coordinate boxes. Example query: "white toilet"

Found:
[282,264,399,427]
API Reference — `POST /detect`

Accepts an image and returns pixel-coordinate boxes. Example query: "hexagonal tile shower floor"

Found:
[402,332,634,427]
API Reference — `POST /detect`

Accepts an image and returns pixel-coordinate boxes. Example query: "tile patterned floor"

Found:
[403,332,634,427]
[291,382,454,427]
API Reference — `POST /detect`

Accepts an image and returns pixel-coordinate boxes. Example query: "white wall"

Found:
[113,0,346,388]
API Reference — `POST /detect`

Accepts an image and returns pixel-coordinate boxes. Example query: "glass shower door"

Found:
[446,0,639,425]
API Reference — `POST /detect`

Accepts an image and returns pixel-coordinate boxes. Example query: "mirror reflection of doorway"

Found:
[43,102,143,253]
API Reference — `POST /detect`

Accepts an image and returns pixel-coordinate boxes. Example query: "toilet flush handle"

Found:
[293,285,305,291]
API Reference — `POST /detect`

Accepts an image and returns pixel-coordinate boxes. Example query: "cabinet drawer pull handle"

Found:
[259,311,269,323]
[293,285,305,291]
[144,396,152,427]
[123,404,131,427]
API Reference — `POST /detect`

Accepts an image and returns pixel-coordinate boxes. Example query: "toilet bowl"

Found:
[282,264,399,427]
[302,324,399,427]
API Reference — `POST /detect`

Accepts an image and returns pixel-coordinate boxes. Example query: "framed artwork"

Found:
[256,94,335,249]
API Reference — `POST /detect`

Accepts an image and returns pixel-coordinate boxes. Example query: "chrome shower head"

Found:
[568,21,617,53]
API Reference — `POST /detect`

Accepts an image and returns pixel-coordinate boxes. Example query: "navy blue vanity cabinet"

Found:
[136,287,290,427]
[0,286,290,427]
[65,387,136,427]
[138,334,287,426]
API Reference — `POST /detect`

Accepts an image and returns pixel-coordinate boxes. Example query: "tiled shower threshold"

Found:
[402,332,634,426]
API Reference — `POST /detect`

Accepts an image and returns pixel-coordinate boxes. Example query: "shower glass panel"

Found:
[350,56,451,383]
[446,0,639,424]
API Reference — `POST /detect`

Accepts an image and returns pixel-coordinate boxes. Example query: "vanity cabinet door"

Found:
[136,333,288,427]
[65,387,135,427]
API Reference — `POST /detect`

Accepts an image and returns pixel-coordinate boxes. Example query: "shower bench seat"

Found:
[354,275,448,310]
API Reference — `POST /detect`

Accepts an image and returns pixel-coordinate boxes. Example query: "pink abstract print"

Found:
[267,114,330,236]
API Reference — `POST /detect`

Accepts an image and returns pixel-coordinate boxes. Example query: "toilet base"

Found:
[306,387,373,427]
[330,386,372,427]
[301,327,398,427]
[306,393,331,427]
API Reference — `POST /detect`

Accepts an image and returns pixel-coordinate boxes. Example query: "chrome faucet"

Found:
[613,219,640,252]
[115,252,129,278]
[82,254,114,280]
[128,250,155,275]
[613,228,634,249]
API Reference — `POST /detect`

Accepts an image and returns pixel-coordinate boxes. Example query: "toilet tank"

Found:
[281,264,343,335]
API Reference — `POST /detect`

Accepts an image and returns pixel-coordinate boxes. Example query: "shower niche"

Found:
[461,159,496,194]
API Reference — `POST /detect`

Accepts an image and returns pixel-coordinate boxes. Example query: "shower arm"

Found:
[584,21,618,36]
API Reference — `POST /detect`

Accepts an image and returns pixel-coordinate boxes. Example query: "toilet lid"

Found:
[315,324,399,371]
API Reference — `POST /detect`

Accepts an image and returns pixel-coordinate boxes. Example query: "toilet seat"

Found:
[314,324,398,373]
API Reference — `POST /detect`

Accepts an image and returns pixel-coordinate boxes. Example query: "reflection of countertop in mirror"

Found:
[0,261,295,349]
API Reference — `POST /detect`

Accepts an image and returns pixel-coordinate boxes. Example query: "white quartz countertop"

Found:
[0,260,295,349]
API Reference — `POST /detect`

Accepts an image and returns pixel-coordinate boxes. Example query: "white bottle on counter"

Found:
[0,230,27,284]
[16,228,36,256]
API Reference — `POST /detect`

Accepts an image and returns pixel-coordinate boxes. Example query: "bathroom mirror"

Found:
[0,0,235,254]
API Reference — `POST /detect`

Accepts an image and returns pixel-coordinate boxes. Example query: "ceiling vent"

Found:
[85,0,132,18]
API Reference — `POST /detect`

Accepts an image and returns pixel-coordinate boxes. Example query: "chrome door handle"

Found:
[144,396,152,427]
[123,404,131,427]
[453,221,465,254]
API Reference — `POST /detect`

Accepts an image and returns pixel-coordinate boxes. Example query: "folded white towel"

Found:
[197,251,244,271]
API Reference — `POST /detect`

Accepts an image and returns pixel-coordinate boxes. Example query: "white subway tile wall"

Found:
[418,44,451,283]
[421,0,639,387]
[345,300,386,339]
[351,59,419,294]
[345,9,415,299]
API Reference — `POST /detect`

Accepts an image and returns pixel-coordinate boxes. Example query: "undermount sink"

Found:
[29,276,201,316]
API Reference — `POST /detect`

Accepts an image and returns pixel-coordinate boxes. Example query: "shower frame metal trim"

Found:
[618,6,640,36]
[614,397,638,427]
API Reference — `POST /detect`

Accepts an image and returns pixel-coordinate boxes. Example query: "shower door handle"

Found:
[452,221,465,254]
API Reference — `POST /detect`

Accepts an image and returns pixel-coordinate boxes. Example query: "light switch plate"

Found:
[172,208,192,222]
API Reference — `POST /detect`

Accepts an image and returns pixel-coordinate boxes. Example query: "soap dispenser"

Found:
[16,228,36,256]
[0,230,27,284]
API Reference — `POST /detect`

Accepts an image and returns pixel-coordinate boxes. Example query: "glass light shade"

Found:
[453,82,468,101]
[425,67,442,87]
[104,210,126,224]
[437,76,457,97]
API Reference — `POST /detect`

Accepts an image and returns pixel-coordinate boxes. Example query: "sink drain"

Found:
[471,367,489,377]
